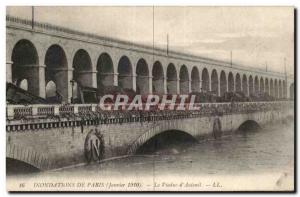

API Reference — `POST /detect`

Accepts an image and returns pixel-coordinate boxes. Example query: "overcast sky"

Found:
[7,6,294,74]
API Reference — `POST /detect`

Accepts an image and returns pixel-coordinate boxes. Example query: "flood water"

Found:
[42,119,294,179]
[7,118,294,191]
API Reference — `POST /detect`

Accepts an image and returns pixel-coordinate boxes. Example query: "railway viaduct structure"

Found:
[6,15,295,102]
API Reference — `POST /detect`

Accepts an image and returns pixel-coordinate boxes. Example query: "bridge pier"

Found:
[6,61,13,83]
[21,65,46,98]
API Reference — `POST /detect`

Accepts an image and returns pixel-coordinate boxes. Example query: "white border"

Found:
[0,1,298,196]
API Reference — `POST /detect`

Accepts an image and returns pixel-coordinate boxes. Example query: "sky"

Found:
[6,6,294,74]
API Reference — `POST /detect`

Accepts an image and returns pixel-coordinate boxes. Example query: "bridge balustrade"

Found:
[13,106,32,117]
[37,106,55,116]
[6,101,293,122]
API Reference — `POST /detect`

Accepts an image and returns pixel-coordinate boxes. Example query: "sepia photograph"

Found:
[5,6,295,192]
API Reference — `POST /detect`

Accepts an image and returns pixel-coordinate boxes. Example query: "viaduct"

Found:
[6,15,295,171]
[6,15,294,102]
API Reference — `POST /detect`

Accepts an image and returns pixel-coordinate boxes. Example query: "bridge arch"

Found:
[235,73,241,92]
[191,66,200,92]
[128,129,197,155]
[211,69,219,95]
[249,75,254,95]
[201,68,210,92]
[228,72,234,92]
[265,78,269,94]
[45,80,57,100]
[152,61,164,94]
[18,79,28,90]
[72,49,93,87]
[97,52,114,88]
[11,39,40,96]
[6,144,50,171]
[166,63,178,94]
[220,70,227,96]
[118,55,133,90]
[179,65,189,94]
[260,77,264,93]
[238,120,261,131]
[136,58,149,94]
[45,44,68,101]
[254,76,259,94]
[242,74,248,95]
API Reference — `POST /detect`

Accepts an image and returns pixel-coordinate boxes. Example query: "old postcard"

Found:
[6,6,295,192]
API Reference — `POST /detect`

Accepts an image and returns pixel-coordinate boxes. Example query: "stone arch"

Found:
[254,76,259,94]
[166,63,177,94]
[135,58,149,94]
[228,72,234,92]
[290,83,294,99]
[274,79,278,98]
[220,70,227,96]
[270,79,274,97]
[45,80,57,98]
[118,56,133,90]
[127,128,196,155]
[6,144,50,171]
[72,49,93,87]
[201,68,210,92]
[191,67,200,92]
[235,73,241,92]
[152,61,164,94]
[249,75,254,95]
[179,65,189,94]
[278,80,282,98]
[238,120,261,131]
[211,69,219,96]
[265,78,269,94]
[97,53,114,88]
[45,44,68,101]
[260,77,264,93]
[11,39,40,96]
[242,74,248,95]
[18,79,28,91]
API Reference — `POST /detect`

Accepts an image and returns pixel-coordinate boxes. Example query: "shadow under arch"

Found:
[134,130,198,155]
[237,120,261,132]
[6,158,40,175]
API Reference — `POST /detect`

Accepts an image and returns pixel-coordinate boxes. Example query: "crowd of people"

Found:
[12,101,287,125]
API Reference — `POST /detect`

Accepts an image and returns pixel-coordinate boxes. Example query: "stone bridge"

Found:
[6,15,294,102]
[6,101,294,171]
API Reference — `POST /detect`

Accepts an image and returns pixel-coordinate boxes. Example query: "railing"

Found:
[6,101,293,120]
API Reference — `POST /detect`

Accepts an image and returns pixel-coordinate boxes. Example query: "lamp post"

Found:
[70,79,75,104]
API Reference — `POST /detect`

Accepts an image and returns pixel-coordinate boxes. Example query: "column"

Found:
[6,61,13,83]
[91,70,97,88]
[37,65,46,98]
[176,79,180,94]
[27,65,46,98]
[67,69,73,103]
[132,74,137,92]
[113,73,118,86]
[148,75,153,94]
[163,77,167,94]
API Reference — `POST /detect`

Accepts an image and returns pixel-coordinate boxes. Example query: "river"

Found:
[7,119,294,191]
